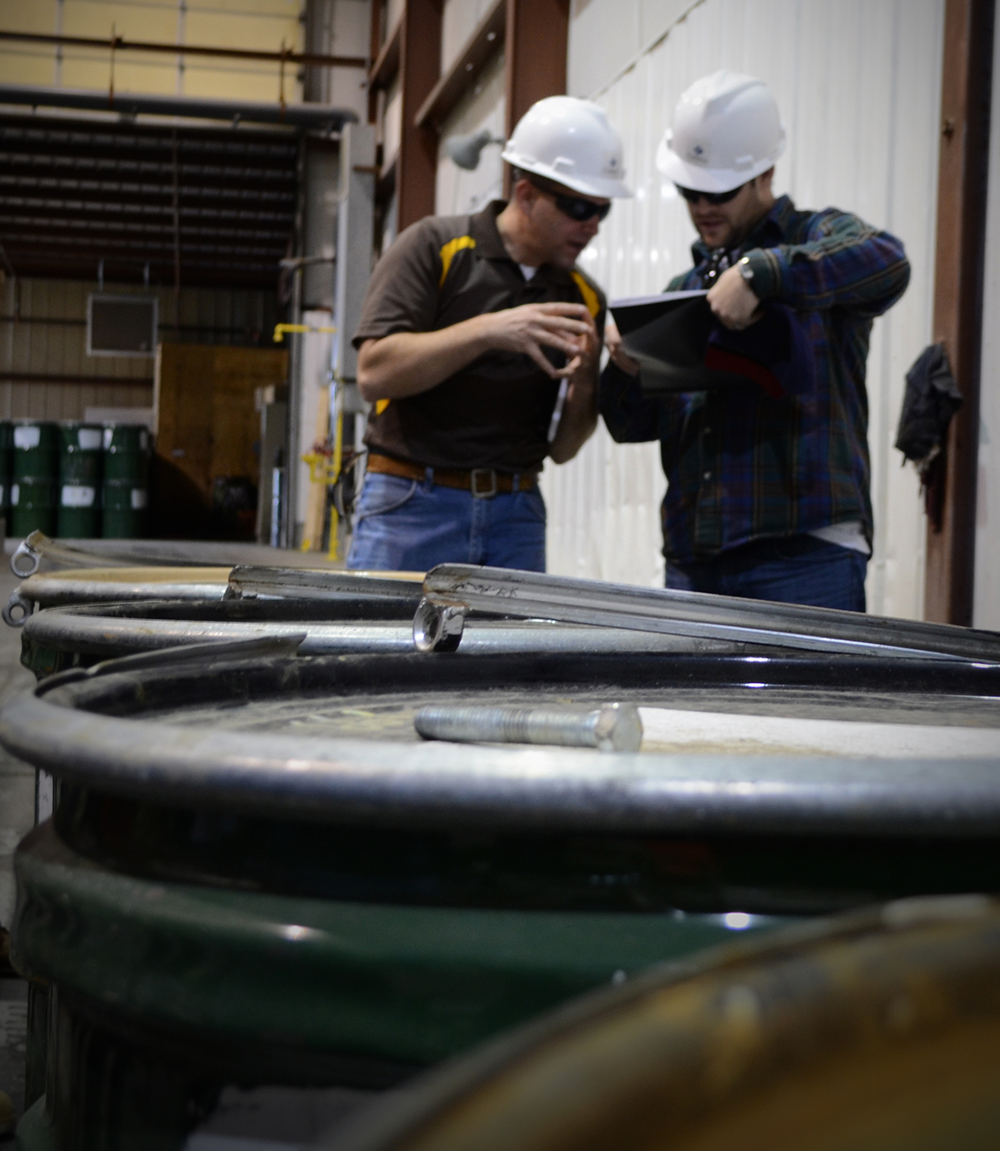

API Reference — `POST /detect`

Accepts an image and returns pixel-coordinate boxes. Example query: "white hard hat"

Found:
[656,70,786,193]
[502,96,633,199]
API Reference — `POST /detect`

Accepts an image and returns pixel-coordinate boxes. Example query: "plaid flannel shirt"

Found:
[599,195,910,565]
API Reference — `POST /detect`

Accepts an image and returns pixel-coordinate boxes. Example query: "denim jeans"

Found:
[347,471,547,572]
[666,534,868,612]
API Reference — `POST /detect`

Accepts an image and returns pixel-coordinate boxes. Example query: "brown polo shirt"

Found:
[353,201,606,473]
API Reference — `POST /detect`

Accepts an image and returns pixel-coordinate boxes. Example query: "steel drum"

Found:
[3,559,425,629]
[330,894,1000,1151]
[3,641,1000,1149]
[17,596,762,680]
[2,566,236,626]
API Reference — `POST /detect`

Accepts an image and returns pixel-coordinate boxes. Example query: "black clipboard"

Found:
[610,291,754,394]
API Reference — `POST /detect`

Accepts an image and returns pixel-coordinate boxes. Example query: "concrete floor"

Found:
[0,561,40,1130]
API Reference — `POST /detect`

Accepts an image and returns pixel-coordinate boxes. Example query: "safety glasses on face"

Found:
[676,182,747,206]
[530,179,612,222]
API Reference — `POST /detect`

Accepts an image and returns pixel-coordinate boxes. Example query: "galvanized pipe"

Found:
[414,703,643,752]
[414,564,1000,663]
[0,83,357,130]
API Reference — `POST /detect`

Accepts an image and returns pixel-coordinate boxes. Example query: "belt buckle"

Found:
[470,468,497,499]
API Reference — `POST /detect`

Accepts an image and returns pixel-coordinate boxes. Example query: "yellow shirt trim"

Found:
[438,235,477,288]
[570,270,601,320]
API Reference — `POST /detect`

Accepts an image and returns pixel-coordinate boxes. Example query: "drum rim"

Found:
[3,649,1000,835]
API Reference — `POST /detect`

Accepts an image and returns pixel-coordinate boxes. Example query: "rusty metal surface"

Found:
[325,894,1000,1151]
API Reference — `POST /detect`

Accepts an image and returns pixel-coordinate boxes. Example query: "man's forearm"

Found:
[357,317,492,402]
[549,369,598,464]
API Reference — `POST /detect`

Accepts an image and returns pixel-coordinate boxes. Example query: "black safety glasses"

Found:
[529,178,611,222]
[552,192,612,223]
[676,182,746,206]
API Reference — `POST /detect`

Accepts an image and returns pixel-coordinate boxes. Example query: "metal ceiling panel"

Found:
[0,114,302,288]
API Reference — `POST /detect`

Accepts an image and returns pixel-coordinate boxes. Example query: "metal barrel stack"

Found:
[1,553,1000,1149]
[11,422,59,539]
[0,420,13,531]
[100,425,151,540]
[56,423,103,540]
[1,422,152,542]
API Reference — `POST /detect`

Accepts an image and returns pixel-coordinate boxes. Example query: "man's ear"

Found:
[757,167,775,194]
[513,177,537,213]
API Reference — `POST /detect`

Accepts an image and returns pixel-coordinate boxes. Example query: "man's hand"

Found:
[358,303,597,402]
[604,318,640,376]
[706,264,763,330]
[482,302,594,378]
[548,306,601,465]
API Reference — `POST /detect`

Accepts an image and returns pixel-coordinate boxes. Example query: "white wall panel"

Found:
[974,8,1000,629]
[442,0,498,72]
[435,50,506,217]
[546,0,943,620]
[382,75,402,175]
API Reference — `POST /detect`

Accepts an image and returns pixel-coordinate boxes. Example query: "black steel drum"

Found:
[3,643,1000,1148]
[17,595,758,680]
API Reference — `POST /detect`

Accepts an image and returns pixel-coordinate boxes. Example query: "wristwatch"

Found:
[737,256,754,284]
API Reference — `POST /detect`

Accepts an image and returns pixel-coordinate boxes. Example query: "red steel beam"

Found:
[924,0,994,624]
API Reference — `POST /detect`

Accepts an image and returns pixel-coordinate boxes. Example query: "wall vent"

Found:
[87,295,158,358]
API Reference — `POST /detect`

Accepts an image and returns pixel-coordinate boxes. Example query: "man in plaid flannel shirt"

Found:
[601,71,910,611]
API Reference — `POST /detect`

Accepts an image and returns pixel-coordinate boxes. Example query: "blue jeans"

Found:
[347,471,547,572]
[666,534,868,612]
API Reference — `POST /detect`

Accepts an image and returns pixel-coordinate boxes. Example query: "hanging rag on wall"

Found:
[895,342,963,530]
[895,343,963,478]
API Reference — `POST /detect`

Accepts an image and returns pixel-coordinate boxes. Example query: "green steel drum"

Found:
[57,424,103,539]
[335,896,1000,1151]
[0,420,12,526]
[3,645,1000,1149]
[11,422,58,538]
[102,424,150,539]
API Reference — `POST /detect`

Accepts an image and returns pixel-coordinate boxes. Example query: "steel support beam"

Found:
[925,0,995,624]
[396,0,441,231]
[503,0,569,196]
[0,83,357,130]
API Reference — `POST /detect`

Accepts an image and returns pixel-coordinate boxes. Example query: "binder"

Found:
[609,291,816,398]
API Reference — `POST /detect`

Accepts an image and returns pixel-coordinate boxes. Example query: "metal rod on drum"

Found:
[413,564,1000,663]
[414,702,643,752]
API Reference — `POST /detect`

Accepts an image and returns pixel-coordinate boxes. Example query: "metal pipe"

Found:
[414,703,643,752]
[0,83,357,130]
[413,564,1000,663]
[0,30,368,69]
[226,565,422,600]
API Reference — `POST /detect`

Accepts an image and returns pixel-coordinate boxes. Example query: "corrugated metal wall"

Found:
[975,10,1000,630]
[0,0,305,101]
[0,278,278,421]
[542,0,943,620]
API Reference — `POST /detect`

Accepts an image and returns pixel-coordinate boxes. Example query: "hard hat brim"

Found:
[655,135,784,193]
[502,150,633,199]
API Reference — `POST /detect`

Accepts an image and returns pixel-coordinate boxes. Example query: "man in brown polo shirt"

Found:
[347,96,631,573]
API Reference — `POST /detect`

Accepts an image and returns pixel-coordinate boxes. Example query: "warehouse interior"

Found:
[1,0,1000,1145]
[0,0,996,625]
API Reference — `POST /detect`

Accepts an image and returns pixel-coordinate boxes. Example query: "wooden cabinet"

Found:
[153,343,288,538]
